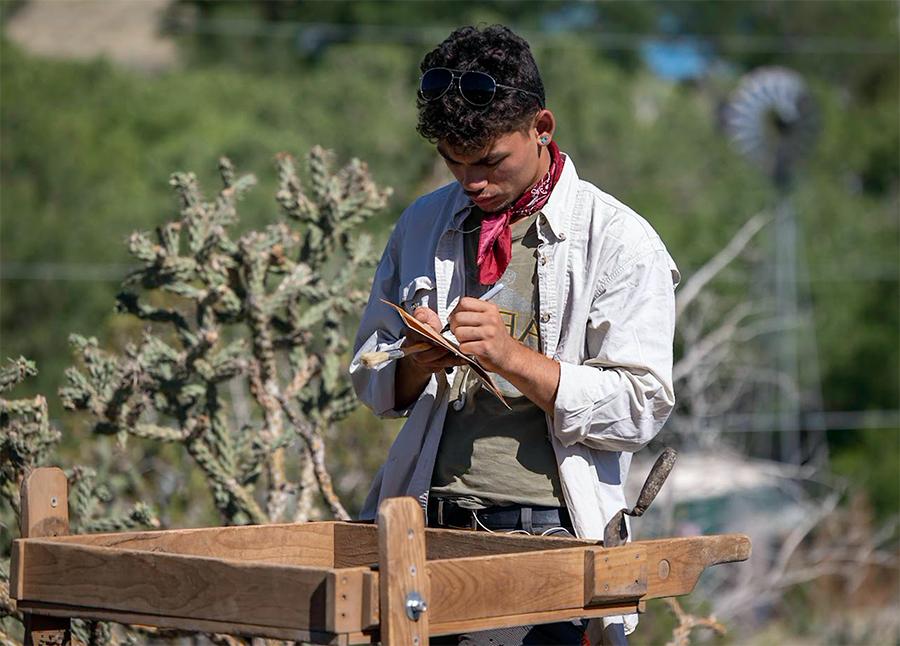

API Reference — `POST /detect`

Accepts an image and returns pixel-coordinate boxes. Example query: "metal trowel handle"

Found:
[628,447,677,517]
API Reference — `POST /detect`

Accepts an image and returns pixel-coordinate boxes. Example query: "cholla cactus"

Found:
[1,359,158,645]
[60,147,390,525]
[0,357,58,517]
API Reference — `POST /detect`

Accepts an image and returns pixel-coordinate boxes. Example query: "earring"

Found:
[539,135,551,145]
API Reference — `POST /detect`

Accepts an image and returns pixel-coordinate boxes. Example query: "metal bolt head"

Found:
[406,591,428,621]
[658,559,671,580]
[50,496,58,508]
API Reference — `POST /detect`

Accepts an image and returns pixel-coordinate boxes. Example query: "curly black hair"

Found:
[416,25,545,153]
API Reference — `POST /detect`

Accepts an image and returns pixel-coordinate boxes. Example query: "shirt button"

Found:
[540,312,551,323]
[540,255,548,266]
[558,232,567,241]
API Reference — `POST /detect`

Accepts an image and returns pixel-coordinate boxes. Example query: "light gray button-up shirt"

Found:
[350,155,680,540]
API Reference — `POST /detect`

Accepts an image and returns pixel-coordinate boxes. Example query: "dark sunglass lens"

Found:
[460,71,496,106]
[420,68,453,100]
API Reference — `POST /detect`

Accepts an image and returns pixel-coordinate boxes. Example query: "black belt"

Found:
[427,497,573,533]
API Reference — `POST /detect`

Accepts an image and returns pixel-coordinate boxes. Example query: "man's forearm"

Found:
[496,343,560,414]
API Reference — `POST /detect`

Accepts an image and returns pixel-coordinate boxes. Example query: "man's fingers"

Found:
[453,296,494,313]
[413,306,442,330]
[452,325,496,343]
[449,310,489,328]
[412,350,465,370]
[403,330,430,345]
[410,346,465,366]
[457,341,486,357]
[412,347,451,363]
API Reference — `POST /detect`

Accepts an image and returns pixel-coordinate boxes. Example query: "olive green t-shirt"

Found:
[430,209,564,509]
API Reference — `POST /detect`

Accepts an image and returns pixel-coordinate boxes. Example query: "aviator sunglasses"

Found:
[419,67,543,107]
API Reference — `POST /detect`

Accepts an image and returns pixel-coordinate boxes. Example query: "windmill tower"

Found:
[723,67,826,464]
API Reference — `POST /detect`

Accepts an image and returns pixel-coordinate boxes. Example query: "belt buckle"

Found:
[437,498,445,526]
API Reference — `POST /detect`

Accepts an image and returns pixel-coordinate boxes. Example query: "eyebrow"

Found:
[437,147,508,166]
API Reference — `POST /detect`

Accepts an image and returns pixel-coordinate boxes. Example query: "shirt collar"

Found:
[539,152,578,239]
[443,150,579,236]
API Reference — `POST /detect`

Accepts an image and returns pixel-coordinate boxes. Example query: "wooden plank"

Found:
[378,498,429,646]
[18,468,72,646]
[428,546,588,624]
[10,531,26,601]
[20,468,69,539]
[426,535,750,626]
[333,522,593,567]
[13,539,332,630]
[430,600,645,637]
[638,534,751,599]
[327,567,380,634]
[425,527,593,560]
[361,568,380,630]
[584,543,648,605]
[333,523,379,567]
[16,600,347,645]
[44,522,336,567]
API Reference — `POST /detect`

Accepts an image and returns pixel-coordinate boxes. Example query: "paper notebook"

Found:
[382,299,510,409]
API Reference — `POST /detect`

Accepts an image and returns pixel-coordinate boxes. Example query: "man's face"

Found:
[437,128,547,214]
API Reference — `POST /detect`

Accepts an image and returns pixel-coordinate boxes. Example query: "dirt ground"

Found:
[4,0,178,71]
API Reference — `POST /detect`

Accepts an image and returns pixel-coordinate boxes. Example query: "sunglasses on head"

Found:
[419,67,543,108]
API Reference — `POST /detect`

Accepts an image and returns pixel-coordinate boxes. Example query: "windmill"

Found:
[723,67,825,464]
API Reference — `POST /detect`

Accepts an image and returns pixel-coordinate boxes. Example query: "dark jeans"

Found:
[427,499,587,646]
[430,620,628,646]
[431,621,586,645]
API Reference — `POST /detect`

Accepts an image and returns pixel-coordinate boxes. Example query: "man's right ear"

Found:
[533,109,556,145]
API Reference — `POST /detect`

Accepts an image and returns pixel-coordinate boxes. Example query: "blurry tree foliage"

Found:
[1,0,897,518]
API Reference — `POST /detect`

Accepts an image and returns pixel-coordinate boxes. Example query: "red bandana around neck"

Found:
[475,141,566,285]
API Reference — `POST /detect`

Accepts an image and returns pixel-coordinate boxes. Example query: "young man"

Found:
[350,25,679,644]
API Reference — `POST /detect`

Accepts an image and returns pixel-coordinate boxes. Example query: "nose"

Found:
[460,166,489,193]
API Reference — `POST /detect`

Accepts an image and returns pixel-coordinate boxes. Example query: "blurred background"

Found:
[1,1,897,644]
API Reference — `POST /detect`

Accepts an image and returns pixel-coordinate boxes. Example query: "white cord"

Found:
[470,510,557,536]
[540,526,573,537]
[471,510,497,533]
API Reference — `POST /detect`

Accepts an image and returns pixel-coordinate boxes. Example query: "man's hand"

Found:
[449,297,561,414]
[393,307,463,410]
[406,307,465,373]
[448,297,519,373]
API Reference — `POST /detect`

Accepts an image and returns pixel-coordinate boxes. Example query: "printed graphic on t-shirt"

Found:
[458,209,542,398]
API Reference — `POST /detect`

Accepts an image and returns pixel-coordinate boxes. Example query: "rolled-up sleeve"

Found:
[552,247,679,452]
[349,225,410,418]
